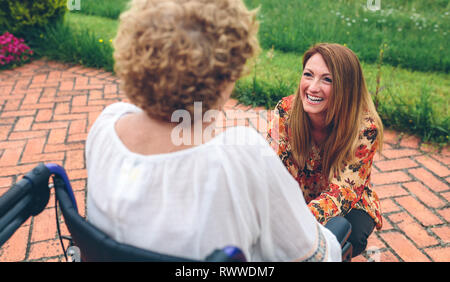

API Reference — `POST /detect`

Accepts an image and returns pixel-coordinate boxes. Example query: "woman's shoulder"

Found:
[100,102,142,118]
[90,102,141,131]
[273,95,296,122]
[358,110,380,144]
[86,102,141,147]
[276,95,295,112]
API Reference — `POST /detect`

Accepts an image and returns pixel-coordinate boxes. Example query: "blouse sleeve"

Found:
[307,121,380,225]
[267,99,291,164]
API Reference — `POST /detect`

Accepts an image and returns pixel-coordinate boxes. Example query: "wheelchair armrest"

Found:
[0,163,51,246]
[325,216,352,248]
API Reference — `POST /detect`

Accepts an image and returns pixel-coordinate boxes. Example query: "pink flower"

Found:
[0,31,33,67]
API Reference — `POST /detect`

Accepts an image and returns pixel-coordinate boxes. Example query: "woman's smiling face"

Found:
[300,53,333,120]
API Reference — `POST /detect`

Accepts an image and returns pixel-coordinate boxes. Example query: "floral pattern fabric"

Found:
[267,95,382,230]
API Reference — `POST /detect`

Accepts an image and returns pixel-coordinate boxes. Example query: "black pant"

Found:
[344,209,375,257]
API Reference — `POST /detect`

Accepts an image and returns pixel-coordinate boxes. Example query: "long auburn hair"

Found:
[289,43,383,181]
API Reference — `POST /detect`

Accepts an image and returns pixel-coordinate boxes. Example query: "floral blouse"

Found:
[267,95,382,230]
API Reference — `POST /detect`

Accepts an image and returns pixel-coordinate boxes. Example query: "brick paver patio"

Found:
[0,60,449,262]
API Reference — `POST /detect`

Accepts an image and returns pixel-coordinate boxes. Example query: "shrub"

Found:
[0,31,33,69]
[0,0,67,36]
[29,21,114,72]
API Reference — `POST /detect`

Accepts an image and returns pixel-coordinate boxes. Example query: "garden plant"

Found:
[0,32,34,69]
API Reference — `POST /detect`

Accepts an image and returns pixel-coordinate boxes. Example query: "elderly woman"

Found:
[85,0,341,261]
[267,43,384,257]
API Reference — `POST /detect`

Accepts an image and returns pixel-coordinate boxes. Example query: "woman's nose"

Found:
[308,79,321,92]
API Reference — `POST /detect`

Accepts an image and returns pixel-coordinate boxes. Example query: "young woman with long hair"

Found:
[267,43,383,257]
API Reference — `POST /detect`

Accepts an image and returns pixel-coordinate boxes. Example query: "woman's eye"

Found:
[303,72,312,77]
[324,77,332,83]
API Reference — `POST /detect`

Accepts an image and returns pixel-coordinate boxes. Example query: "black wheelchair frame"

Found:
[0,163,352,262]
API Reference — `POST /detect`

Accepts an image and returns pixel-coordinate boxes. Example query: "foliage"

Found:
[71,0,130,19]
[378,85,449,144]
[0,31,34,69]
[27,21,114,72]
[0,0,67,36]
[244,0,449,72]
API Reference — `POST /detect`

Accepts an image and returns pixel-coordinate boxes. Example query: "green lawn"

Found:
[28,0,449,144]
[70,0,129,19]
[245,0,449,72]
[65,13,118,40]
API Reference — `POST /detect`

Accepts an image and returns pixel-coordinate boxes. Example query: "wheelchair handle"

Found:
[0,164,50,217]
[0,177,32,218]
[0,164,51,246]
[45,163,78,213]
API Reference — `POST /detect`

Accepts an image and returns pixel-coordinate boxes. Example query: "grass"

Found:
[234,49,301,109]
[244,0,449,73]
[70,0,129,19]
[378,85,449,143]
[25,19,114,72]
[65,13,119,40]
[13,1,450,145]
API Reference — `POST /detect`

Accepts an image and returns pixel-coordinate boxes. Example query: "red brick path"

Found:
[0,60,449,262]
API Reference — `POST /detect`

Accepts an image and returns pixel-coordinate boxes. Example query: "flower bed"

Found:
[0,32,34,68]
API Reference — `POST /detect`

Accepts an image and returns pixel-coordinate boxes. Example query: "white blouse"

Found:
[85,102,341,262]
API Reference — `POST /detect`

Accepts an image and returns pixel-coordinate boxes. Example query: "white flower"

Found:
[398,28,402,32]
[352,19,356,23]
[347,22,351,26]
[363,18,368,22]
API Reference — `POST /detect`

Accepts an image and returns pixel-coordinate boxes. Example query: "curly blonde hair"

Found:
[113,0,260,121]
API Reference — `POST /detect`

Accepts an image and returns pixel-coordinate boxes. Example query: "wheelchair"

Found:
[0,163,353,262]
